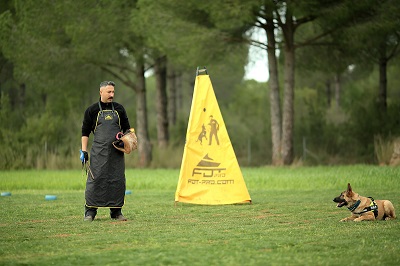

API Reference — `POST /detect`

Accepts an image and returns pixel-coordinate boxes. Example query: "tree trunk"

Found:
[378,43,387,112]
[281,13,295,165]
[265,15,282,166]
[154,56,169,148]
[135,62,152,167]
[325,79,331,107]
[334,73,341,108]
[167,67,177,126]
[176,72,183,110]
[19,83,26,109]
[282,46,295,165]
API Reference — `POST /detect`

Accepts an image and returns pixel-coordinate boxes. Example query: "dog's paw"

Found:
[385,217,395,221]
[340,217,356,222]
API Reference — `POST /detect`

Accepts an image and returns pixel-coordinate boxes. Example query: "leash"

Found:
[82,160,95,180]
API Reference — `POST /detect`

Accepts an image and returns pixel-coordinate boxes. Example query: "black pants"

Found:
[85,206,122,218]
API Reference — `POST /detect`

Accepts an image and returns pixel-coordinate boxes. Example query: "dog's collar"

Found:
[347,200,361,211]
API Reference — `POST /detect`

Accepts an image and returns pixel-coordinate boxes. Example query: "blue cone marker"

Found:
[45,195,57,200]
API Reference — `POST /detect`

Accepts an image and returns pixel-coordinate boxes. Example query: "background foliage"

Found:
[0,0,399,169]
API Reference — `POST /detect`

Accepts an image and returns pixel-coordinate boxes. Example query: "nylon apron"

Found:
[85,104,125,208]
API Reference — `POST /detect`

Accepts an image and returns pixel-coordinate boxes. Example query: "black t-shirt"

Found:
[81,101,131,137]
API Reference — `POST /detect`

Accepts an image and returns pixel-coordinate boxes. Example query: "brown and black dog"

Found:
[333,183,396,222]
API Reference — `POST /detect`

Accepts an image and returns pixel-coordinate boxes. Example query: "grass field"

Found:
[0,165,399,265]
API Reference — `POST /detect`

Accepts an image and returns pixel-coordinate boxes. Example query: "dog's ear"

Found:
[346,183,353,196]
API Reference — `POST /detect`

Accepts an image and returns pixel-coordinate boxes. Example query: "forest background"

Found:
[0,0,399,170]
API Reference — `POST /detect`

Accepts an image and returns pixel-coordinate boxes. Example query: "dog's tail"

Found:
[384,201,396,220]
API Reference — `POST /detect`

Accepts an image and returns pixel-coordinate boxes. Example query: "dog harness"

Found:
[349,197,378,218]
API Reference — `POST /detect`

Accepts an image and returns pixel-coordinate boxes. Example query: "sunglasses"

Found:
[100,81,115,87]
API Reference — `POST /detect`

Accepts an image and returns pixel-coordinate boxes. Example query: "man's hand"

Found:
[80,150,89,163]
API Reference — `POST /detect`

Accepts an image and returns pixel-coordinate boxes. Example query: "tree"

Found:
[346,0,400,112]
[0,0,155,167]
[251,1,327,164]
[61,0,154,166]
[263,4,282,165]
[135,0,249,147]
[248,1,388,164]
[154,56,169,148]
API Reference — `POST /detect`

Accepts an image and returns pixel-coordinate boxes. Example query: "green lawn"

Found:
[0,166,399,265]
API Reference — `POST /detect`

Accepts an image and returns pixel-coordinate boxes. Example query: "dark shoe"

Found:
[111,214,127,221]
[84,215,94,222]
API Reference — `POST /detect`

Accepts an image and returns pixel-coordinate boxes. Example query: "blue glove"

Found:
[80,150,89,163]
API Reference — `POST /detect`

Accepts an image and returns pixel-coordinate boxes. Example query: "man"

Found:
[208,115,220,145]
[80,81,131,222]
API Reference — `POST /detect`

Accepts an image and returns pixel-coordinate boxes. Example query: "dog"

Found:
[333,183,396,222]
[196,124,207,145]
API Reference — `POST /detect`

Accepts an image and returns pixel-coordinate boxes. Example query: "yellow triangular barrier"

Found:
[175,67,251,205]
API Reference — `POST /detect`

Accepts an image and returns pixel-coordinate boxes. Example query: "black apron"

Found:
[85,103,126,208]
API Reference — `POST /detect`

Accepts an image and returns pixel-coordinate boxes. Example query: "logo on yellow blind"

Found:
[175,68,251,205]
[192,154,226,178]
